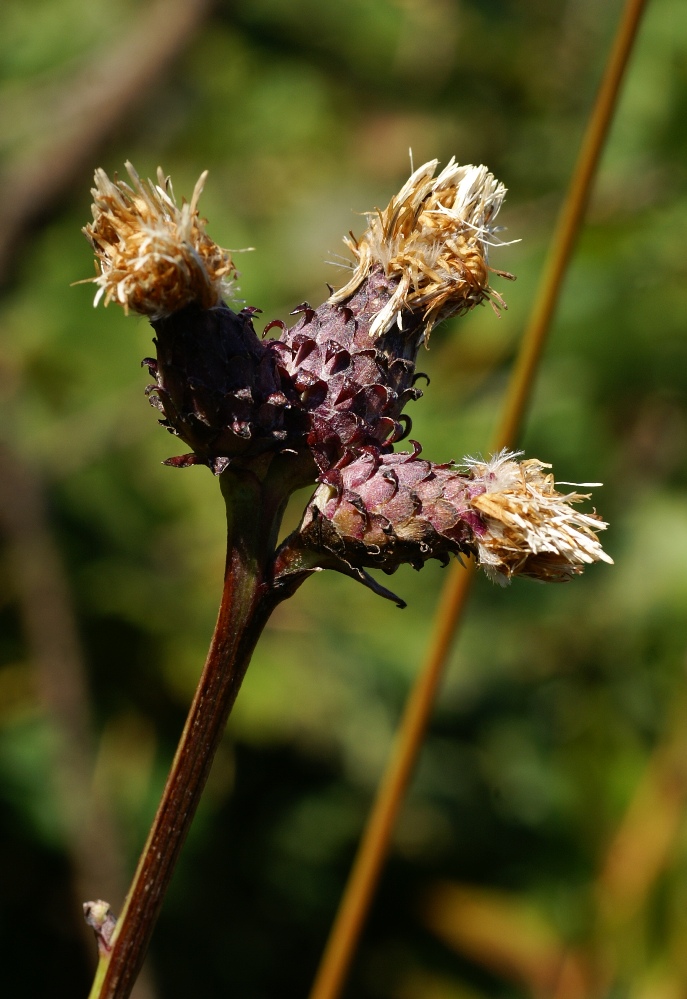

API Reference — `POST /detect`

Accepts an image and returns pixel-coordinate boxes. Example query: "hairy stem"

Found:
[87,458,296,999]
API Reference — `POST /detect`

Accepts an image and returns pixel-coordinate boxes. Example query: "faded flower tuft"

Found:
[329,158,513,338]
[464,451,613,583]
[84,163,235,318]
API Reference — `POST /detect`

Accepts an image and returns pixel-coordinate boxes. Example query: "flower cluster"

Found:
[83,160,611,594]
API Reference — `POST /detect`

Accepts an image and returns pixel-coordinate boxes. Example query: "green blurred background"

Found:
[1,1,687,997]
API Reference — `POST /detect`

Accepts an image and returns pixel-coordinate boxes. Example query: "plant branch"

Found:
[307,2,649,997]
[87,458,302,999]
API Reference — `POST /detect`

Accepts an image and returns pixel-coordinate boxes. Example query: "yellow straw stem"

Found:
[307,2,649,998]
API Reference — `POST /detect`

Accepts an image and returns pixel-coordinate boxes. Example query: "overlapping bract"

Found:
[83,160,612,589]
[277,268,426,470]
[144,304,292,473]
[300,449,611,585]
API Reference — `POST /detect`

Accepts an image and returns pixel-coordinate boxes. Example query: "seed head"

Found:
[83,163,235,317]
[330,158,512,338]
[465,451,614,583]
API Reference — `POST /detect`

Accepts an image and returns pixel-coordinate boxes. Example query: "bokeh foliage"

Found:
[1,1,687,997]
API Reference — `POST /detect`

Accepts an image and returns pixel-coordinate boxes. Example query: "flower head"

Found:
[295,448,611,594]
[83,163,235,318]
[465,451,613,583]
[329,158,512,338]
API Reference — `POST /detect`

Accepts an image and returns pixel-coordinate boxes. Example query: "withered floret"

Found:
[84,163,234,317]
[329,158,513,337]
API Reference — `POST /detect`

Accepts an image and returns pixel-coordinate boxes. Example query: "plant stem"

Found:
[494,0,649,451]
[87,459,293,999]
[307,2,649,998]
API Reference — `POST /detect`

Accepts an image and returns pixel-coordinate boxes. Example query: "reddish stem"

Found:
[88,458,303,999]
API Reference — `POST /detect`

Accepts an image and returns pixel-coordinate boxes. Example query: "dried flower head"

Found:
[330,158,512,338]
[83,163,235,318]
[292,448,612,597]
[466,451,613,583]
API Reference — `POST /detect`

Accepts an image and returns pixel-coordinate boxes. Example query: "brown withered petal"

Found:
[329,158,514,337]
[83,163,235,317]
[464,451,613,582]
[296,449,612,584]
